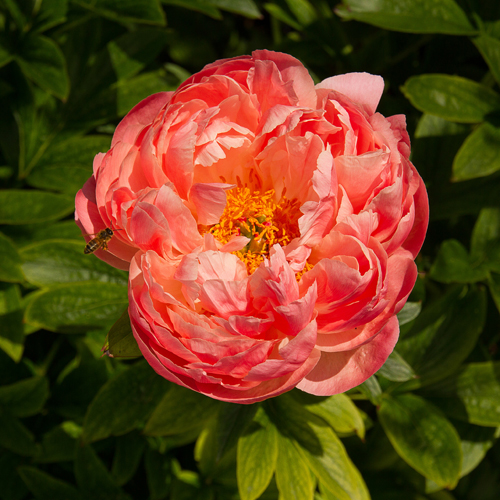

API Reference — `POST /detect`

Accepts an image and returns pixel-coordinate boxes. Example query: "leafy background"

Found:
[1,0,500,499]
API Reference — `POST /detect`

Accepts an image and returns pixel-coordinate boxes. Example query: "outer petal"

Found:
[296,315,399,395]
[316,73,384,116]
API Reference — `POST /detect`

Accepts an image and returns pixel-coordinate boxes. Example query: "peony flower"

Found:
[75,50,428,403]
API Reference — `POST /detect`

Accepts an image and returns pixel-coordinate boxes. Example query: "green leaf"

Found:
[82,361,169,443]
[107,28,169,81]
[18,467,82,500]
[0,283,24,362]
[0,376,49,417]
[51,359,108,419]
[377,350,416,382]
[0,35,14,68]
[161,0,222,19]
[489,272,500,313]
[336,0,476,35]
[33,0,69,33]
[292,391,365,439]
[429,239,489,283]
[15,34,69,100]
[263,3,303,30]
[453,122,500,181]
[284,0,317,26]
[20,240,128,287]
[208,0,261,19]
[145,448,172,500]
[474,34,500,87]
[26,134,111,194]
[269,395,369,500]
[397,301,422,326]
[471,207,500,260]
[111,431,146,486]
[454,421,499,477]
[2,0,27,29]
[378,394,462,488]
[429,173,500,220]
[0,451,29,500]
[0,231,24,282]
[402,74,500,123]
[75,444,129,500]
[74,0,166,25]
[24,282,128,333]
[37,424,78,463]
[0,408,38,456]
[115,70,172,117]
[237,407,278,500]
[425,361,500,426]
[105,309,142,358]
[397,286,486,386]
[358,375,382,405]
[0,190,74,224]
[144,384,220,436]
[275,432,314,500]
[196,403,258,476]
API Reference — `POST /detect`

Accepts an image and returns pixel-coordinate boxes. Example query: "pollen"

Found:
[207,186,302,275]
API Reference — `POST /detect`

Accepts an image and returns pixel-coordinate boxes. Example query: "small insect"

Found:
[83,227,121,254]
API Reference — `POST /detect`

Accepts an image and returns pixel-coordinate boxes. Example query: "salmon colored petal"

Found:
[296,315,399,395]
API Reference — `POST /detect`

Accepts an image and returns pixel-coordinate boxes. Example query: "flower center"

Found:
[209,186,301,274]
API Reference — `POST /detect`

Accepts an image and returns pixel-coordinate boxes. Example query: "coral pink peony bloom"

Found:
[76,50,428,403]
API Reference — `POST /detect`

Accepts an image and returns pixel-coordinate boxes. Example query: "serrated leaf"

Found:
[18,466,82,500]
[0,376,49,417]
[429,239,489,283]
[474,34,500,87]
[378,394,462,488]
[75,445,129,500]
[275,432,314,500]
[425,361,500,426]
[0,231,24,282]
[237,407,278,500]
[105,309,142,358]
[377,350,416,382]
[144,384,220,436]
[452,122,500,181]
[15,34,69,100]
[20,240,128,287]
[24,282,128,333]
[0,190,74,224]
[74,0,166,25]
[0,408,38,456]
[359,375,382,405]
[82,361,169,443]
[397,286,486,386]
[402,74,500,123]
[269,395,369,500]
[336,0,476,35]
[397,301,422,326]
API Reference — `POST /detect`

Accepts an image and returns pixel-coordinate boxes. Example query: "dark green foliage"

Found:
[1,1,500,499]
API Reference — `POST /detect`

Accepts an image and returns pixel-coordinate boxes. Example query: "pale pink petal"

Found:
[189,182,234,225]
[316,73,384,116]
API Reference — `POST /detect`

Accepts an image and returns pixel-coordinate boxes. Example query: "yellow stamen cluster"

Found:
[208,186,302,275]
